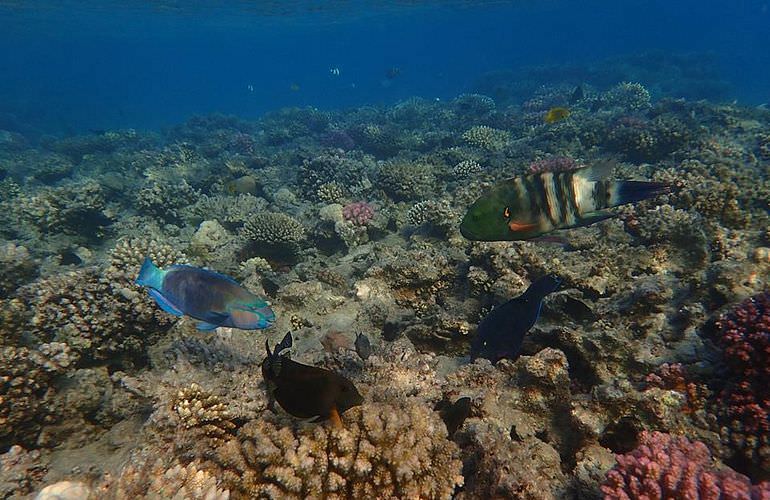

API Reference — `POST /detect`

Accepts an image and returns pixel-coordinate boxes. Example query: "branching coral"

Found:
[462,125,509,151]
[209,401,463,499]
[714,292,770,477]
[171,383,236,440]
[241,212,306,260]
[17,239,185,363]
[185,193,267,228]
[601,431,770,499]
[376,161,436,201]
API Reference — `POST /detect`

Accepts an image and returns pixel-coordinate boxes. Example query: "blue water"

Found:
[1,0,769,134]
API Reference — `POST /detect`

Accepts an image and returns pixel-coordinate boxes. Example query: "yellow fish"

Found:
[544,107,570,124]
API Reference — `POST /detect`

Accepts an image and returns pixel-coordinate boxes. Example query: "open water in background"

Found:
[0,0,769,134]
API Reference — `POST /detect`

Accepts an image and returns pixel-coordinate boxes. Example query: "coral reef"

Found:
[714,293,770,478]
[462,125,510,151]
[208,401,463,499]
[601,431,770,499]
[1,60,769,500]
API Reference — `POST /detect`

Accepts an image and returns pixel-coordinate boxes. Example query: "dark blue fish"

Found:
[135,258,275,331]
[470,274,562,363]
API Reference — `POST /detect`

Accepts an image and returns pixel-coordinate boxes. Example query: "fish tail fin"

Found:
[609,180,671,207]
[135,257,164,289]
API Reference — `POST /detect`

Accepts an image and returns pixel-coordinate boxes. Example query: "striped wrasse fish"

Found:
[460,161,670,241]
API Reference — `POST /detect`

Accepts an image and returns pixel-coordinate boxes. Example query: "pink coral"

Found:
[714,293,770,472]
[527,156,582,174]
[716,293,770,383]
[601,431,770,500]
[342,201,375,226]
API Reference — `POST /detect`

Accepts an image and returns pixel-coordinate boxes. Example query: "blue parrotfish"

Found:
[460,161,671,241]
[135,258,275,331]
[470,274,562,363]
[262,332,363,428]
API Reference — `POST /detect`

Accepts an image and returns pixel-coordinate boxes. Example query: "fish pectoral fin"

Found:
[508,220,538,232]
[576,210,616,227]
[147,289,184,316]
[196,321,220,331]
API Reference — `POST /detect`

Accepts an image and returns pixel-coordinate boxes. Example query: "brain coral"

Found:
[209,401,463,499]
[601,431,770,499]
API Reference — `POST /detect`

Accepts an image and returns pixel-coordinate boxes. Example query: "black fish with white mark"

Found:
[470,274,562,363]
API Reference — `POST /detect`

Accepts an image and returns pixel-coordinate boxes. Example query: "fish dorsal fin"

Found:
[578,160,615,182]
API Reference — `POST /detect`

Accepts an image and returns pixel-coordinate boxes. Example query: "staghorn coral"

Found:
[714,292,770,478]
[209,401,463,499]
[601,431,770,499]
[462,125,510,151]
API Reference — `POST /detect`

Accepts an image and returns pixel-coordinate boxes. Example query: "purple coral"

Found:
[342,201,375,226]
[527,156,582,174]
[601,431,770,500]
[714,293,770,472]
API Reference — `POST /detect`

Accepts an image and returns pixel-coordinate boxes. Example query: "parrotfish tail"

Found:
[135,257,164,289]
[609,181,671,207]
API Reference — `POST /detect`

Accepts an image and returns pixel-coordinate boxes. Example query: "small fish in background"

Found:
[470,274,562,363]
[435,396,472,437]
[544,106,570,124]
[247,84,255,92]
[262,332,363,428]
[354,332,371,360]
[289,82,301,92]
[135,258,275,331]
[569,84,584,104]
[329,67,340,76]
[460,160,671,241]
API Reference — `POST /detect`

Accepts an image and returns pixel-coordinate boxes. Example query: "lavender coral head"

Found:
[716,292,770,382]
[601,431,770,499]
[342,201,375,226]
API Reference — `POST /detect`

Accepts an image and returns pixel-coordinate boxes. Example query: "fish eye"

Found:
[503,207,510,218]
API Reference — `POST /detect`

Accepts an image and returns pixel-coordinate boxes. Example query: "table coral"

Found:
[209,401,463,499]
[601,431,770,499]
